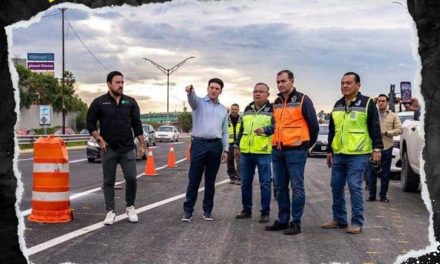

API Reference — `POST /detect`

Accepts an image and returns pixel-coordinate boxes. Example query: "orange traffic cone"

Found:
[167,144,177,168]
[186,144,191,161]
[144,148,158,176]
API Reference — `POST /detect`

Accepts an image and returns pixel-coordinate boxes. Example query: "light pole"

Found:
[143,56,195,122]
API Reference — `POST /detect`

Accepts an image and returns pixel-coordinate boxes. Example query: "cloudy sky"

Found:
[8,0,419,113]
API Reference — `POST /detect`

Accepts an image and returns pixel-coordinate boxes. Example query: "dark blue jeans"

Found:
[331,154,369,227]
[272,148,307,225]
[240,153,272,215]
[368,147,393,199]
[183,139,223,215]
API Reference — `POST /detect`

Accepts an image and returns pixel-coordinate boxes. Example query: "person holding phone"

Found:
[182,78,229,222]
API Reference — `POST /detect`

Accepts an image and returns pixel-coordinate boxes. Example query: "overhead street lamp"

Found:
[143,56,195,122]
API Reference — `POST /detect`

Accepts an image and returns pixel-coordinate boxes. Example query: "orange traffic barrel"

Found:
[28,135,72,223]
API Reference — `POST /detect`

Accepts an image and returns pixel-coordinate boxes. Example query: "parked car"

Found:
[79,129,90,135]
[16,128,35,136]
[308,123,329,156]
[54,127,76,135]
[155,125,179,142]
[142,124,156,147]
[87,134,148,163]
[400,118,423,192]
[390,111,417,178]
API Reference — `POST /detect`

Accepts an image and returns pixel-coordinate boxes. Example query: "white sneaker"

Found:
[126,206,139,223]
[104,211,116,225]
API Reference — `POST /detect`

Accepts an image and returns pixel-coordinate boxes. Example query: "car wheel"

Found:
[176,136,179,142]
[153,140,156,146]
[87,158,95,163]
[401,151,420,192]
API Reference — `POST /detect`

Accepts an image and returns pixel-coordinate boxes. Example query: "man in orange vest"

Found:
[265,70,319,235]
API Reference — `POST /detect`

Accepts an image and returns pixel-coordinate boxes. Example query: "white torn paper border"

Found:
[6,0,437,263]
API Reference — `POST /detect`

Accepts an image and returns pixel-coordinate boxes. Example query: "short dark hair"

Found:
[255,82,270,92]
[377,94,389,102]
[107,71,123,83]
[231,103,239,108]
[208,78,224,89]
[343,72,360,83]
[277,70,294,81]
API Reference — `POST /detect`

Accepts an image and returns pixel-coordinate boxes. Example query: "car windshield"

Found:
[142,126,150,133]
[318,126,329,135]
[159,127,173,132]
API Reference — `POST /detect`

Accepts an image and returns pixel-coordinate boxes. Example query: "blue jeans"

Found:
[368,147,393,199]
[331,154,369,227]
[272,148,307,225]
[240,153,272,215]
[183,139,222,215]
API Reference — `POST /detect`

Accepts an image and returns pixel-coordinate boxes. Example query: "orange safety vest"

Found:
[272,91,310,148]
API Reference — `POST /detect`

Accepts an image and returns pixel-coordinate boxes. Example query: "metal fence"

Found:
[17,135,90,145]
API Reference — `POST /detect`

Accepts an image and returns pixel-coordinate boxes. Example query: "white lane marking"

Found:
[20,158,188,216]
[26,179,229,256]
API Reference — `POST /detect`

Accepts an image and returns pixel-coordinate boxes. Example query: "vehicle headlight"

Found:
[87,141,99,148]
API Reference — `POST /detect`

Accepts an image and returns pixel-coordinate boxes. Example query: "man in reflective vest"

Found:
[265,70,319,235]
[234,82,274,223]
[227,103,242,185]
[321,72,383,234]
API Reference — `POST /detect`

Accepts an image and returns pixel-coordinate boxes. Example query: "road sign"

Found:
[28,62,54,71]
[39,105,51,126]
[27,53,55,61]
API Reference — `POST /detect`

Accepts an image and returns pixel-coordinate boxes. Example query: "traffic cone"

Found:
[144,147,158,176]
[167,144,177,168]
[186,144,191,161]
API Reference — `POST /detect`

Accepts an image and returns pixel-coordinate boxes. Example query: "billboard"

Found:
[27,53,54,61]
[27,52,55,73]
[28,62,54,71]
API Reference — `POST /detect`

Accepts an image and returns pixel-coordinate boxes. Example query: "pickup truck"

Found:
[399,117,423,192]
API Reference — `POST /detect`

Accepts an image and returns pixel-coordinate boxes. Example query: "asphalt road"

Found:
[18,143,430,264]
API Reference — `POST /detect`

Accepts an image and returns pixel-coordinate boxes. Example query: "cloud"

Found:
[9,0,417,112]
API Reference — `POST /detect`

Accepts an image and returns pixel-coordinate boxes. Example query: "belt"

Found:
[192,136,221,143]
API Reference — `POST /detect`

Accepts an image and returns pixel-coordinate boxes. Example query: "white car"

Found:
[390,111,417,178]
[400,118,423,192]
[155,125,179,142]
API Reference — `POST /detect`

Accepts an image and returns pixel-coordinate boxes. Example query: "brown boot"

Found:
[321,220,347,229]
[346,226,362,234]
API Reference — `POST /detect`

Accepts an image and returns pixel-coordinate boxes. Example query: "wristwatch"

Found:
[373,148,381,152]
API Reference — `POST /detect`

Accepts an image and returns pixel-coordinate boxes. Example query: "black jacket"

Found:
[87,92,143,153]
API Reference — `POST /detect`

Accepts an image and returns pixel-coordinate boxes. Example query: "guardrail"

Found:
[17,134,90,145]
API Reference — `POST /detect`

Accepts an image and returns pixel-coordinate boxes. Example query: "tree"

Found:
[177,111,192,132]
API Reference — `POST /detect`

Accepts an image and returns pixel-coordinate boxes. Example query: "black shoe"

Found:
[203,212,214,221]
[181,212,192,222]
[366,197,376,202]
[258,214,270,223]
[235,210,252,219]
[283,222,301,235]
[380,198,390,203]
[265,220,288,231]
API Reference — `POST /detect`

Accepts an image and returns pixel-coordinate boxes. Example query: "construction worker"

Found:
[234,82,274,223]
[321,72,383,234]
[367,94,402,203]
[227,103,242,185]
[265,70,319,235]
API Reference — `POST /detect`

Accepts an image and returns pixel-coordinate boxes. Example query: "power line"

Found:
[42,12,61,17]
[64,16,108,72]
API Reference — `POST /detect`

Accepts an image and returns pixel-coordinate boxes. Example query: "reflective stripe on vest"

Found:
[272,95,310,147]
[331,98,372,154]
[240,106,272,154]
[228,115,242,143]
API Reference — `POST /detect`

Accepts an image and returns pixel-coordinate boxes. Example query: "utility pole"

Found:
[60,7,67,134]
[143,56,195,122]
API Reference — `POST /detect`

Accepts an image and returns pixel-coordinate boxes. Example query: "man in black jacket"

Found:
[87,71,145,225]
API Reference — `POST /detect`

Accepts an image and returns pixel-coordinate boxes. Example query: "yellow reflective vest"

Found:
[239,102,273,154]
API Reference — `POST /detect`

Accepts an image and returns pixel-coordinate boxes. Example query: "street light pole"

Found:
[60,7,67,134]
[143,56,195,122]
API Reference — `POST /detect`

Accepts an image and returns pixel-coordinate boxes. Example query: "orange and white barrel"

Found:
[28,135,72,223]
